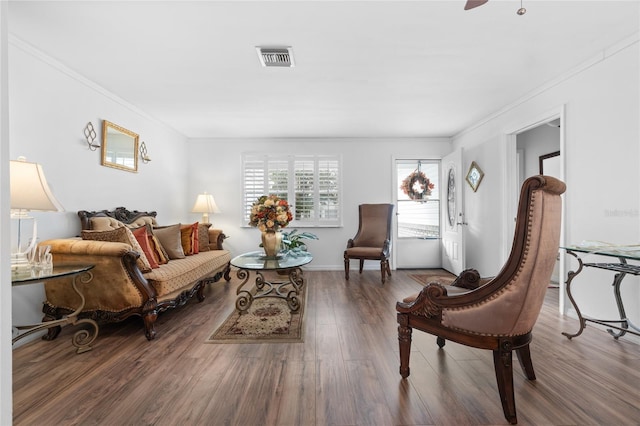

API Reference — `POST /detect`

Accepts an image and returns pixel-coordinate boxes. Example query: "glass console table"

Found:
[230,251,313,314]
[561,245,640,340]
[12,264,98,354]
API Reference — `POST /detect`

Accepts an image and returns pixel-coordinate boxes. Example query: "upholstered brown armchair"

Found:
[344,203,394,284]
[396,175,565,424]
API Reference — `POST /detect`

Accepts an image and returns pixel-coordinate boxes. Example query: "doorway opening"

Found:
[516,118,562,285]
[507,108,565,313]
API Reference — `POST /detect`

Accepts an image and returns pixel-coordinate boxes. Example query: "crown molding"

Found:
[8,34,185,138]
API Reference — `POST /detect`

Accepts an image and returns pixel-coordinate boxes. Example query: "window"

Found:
[396,159,440,238]
[242,154,342,227]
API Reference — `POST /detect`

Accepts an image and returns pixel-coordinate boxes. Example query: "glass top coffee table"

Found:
[230,251,313,314]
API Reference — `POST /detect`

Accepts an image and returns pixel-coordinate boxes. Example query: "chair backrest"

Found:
[441,176,565,336]
[352,204,394,248]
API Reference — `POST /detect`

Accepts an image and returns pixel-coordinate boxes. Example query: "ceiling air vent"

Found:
[256,47,295,68]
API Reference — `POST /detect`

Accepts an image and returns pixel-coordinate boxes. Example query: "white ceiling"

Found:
[7,1,640,139]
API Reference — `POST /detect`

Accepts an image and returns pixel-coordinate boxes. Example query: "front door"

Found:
[440,149,465,275]
[394,159,441,269]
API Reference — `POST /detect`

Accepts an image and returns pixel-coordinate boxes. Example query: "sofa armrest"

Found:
[208,229,227,250]
[45,238,133,256]
[41,239,155,313]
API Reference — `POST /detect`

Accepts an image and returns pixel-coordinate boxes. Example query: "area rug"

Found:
[206,287,306,344]
[409,269,456,286]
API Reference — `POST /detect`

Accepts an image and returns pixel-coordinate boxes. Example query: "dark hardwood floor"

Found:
[13,270,640,425]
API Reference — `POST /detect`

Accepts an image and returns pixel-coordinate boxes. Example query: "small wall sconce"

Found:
[84,122,99,151]
[140,141,151,163]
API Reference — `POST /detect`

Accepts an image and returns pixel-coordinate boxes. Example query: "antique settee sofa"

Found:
[40,207,231,340]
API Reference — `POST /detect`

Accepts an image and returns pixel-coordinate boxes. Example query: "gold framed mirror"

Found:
[101,120,139,172]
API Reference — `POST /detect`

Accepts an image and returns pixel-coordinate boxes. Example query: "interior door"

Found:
[441,149,465,274]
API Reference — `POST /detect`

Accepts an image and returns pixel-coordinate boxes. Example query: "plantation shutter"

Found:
[318,158,340,221]
[242,156,266,221]
[242,153,342,227]
[294,158,315,221]
[266,157,289,203]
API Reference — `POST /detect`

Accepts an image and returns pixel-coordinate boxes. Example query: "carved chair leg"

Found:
[493,346,518,425]
[516,344,536,380]
[359,259,364,274]
[143,311,158,341]
[41,310,62,341]
[42,326,62,341]
[397,314,412,378]
[344,256,350,280]
[436,336,446,348]
[380,260,386,284]
[385,258,392,277]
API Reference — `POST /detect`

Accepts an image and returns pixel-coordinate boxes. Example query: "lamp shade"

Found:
[191,192,220,214]
[10,158,64,212]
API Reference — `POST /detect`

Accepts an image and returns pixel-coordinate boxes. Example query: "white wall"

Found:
[453,36,640,331]
[187,138,451,270]
[1,2,13,423]
[8,40,190,343]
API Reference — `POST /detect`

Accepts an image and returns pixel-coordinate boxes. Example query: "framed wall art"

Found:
[465,161,484,192]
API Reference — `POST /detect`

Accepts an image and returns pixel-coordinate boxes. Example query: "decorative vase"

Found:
[261,230,282,258]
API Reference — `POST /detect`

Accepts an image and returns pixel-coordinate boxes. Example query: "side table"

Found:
[230,251,313,314]
[561,245,640,340]
[12,264,98,354]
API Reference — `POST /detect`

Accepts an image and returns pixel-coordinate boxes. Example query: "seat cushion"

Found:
[144,250,231,298]
[345,247,383,258]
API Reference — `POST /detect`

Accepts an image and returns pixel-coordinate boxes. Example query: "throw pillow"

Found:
[149,232,169,265]
[197,223,212,252]
[153,224,186,259]
[180,222,199,255]
[81,227,153,272]
[191,222,199,254]
[135,224,169,265]
[131,226,160,269]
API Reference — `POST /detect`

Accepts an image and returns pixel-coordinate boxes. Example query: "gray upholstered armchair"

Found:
[344,203,394,284]
[396,175,565,424]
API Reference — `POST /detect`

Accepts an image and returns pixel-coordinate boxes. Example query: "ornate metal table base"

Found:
[562,248,640,340]
[12,267,99,354]
[235,267,305,314]
[230,251,312,315]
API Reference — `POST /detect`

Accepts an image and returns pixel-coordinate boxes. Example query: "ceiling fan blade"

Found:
[464,0,489,10]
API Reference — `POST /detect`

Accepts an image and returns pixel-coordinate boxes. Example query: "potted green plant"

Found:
[280,229,318,257]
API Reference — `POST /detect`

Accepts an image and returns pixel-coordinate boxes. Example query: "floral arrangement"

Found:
[249,194,293,232]
[400,171,435,201]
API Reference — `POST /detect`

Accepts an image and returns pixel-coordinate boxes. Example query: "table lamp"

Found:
[10,157,64,269]
[191,192,220,224]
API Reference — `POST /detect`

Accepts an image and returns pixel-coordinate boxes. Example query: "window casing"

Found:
[242,154,342,227]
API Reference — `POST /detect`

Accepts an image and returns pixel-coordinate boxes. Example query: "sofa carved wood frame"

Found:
[396,176,566,424]
[42,207,231,341]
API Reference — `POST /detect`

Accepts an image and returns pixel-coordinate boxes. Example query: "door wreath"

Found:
[400,170,434,201]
